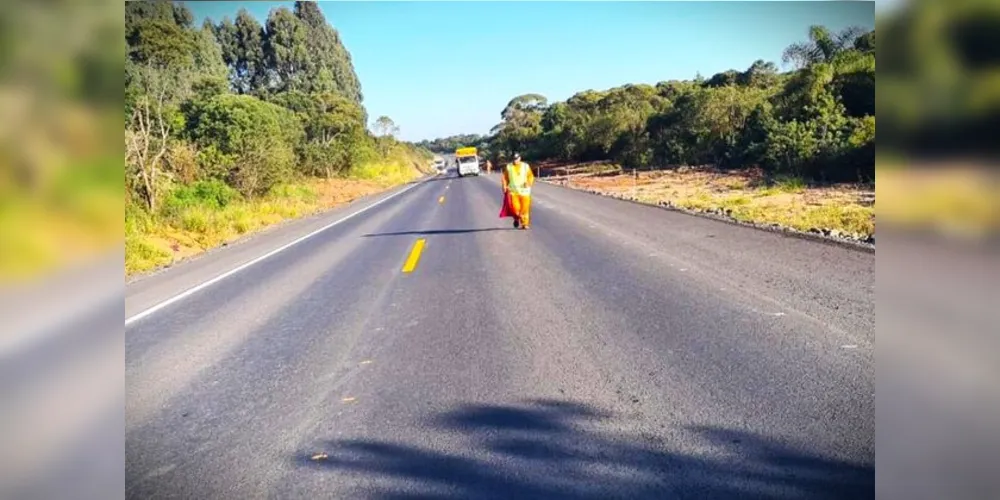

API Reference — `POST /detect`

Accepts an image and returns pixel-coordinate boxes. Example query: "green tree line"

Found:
[413,134,491,155]
[477,25,875,182]
[125,1,430,214]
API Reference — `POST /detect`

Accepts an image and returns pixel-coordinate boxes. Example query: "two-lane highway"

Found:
[126,172,874,499]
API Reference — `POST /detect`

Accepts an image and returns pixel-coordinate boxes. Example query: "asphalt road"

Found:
[125,171,875,499]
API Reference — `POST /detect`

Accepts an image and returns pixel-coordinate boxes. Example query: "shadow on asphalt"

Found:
[409,176,453,184]
[293,399,874,499]
[363,228,515,237]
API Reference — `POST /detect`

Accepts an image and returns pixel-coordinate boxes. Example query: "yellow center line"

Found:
[401,238,427,273]
[438,196,445,204]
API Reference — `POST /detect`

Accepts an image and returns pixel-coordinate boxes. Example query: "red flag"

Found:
[499,191,515,218]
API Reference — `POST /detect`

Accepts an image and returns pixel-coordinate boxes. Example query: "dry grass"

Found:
[545,164,876,238]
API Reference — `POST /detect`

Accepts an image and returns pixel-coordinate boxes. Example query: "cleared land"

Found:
[539,161,875,241]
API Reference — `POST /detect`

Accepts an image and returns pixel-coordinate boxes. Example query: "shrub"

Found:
[125,203,155,238]
[166,142,200,183]
[196,144,235,180]
[180,209,209,233]
[160,179,241,218]
[227,206,254,235]
[189,94,304,197]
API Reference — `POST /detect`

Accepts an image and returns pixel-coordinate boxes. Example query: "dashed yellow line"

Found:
[438,195,445,204]
[401,238,427,273]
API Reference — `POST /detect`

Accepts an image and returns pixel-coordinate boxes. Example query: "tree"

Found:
[704,70,741,88]
[655,80,697,101]
[853,30,875,54]
[539,102,576,160]
[373,115,399,137]
[126,0,174,33]
[127,19,195,68]
[215,3,364,101]
[193,19,229,86]
[782,25,869,69]
[373,115,399,156]
[172,2,194,29]
[501,93,548,120]
[126,19,197,211]
[218,9,266,94]
[491,93,548,157]
[127,67,183,211]
[264,7,312,93]
[293,1,363,101]
[738,60,780,89]
[693,86,770,166]
[215,17,239,84]
[414,134,489,154]
[272,90,370,177]
[832,54,875,118]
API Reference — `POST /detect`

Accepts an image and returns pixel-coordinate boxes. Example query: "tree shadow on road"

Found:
[293,399,873,499]
[363,228,516,237]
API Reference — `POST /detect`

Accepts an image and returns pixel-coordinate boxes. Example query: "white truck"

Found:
[455,147,481,177]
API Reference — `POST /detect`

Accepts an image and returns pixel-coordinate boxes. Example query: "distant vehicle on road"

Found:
[433,157,445,172]
[455,147,481,177]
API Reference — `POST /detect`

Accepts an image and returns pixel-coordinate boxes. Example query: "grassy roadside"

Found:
[541,162,875,241]
[125,160,429,278]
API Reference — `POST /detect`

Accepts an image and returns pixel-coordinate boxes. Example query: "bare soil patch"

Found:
[539,162,875,240]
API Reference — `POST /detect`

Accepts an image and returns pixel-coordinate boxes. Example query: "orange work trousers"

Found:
[510,193,532,226]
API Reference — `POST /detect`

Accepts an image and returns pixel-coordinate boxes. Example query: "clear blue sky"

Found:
[187,1,875,142]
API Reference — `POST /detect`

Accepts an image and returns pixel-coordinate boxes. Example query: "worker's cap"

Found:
[513,153,521,160]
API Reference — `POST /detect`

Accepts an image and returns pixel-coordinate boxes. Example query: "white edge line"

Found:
[125,178,430,326]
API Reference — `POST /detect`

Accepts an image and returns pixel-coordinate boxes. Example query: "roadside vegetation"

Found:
[126,1,431,277]
[414,134,491,156]
[420,24,875,238]
[422,3,1000,242]
[125,176,414,275]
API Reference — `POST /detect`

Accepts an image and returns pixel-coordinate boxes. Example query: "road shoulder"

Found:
[538,177,875,253]
[126,177,434,321]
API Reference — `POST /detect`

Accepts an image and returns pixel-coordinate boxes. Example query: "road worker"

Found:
[502,153,535,229]
[486,159,493,175]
